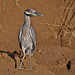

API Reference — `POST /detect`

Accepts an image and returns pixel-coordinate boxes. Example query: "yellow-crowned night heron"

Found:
[18,9,43,70]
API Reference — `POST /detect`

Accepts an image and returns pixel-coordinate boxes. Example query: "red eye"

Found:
[29,11,32,13]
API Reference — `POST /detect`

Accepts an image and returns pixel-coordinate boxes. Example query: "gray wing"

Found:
[18,25,36,52]
[30,26,36,50]
[18,26,22,49]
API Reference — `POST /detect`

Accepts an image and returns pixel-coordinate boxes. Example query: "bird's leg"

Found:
[29,50,32,71]
[19,53,25,70]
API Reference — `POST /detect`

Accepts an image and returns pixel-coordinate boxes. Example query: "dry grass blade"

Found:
[4,0,5,9]
[33,17,62,39]
[68,8,75,24]
[58,0,75,36]
[15,0,24,10]
[63,0,71,13]
[15,0,19,6]
[43,18,58,39]
[0,25,8,33]
[33,18,61,27]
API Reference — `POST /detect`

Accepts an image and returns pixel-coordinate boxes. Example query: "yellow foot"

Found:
[18,67,23,70]
[30,67,32,71]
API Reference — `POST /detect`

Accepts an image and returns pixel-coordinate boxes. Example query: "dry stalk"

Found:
[33,17,61,27]
[15,0,19,6]
[0,25,8,33]
[33,17,62,39]
[14,0,75,47]
[63,25,75,47]
[58,0,75,36]
[15,0,24,10]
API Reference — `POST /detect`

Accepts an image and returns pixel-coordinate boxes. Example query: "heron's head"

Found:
[24,9,43,17]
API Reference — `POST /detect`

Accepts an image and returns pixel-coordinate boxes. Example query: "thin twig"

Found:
[33,19,61,27]
[0,25,8,33]
[58,0,75,36]
[15,0,24,11]
[4,0,5,9]
[43,19,58,38]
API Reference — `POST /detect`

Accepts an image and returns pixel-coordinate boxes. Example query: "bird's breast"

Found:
[23,33,30,41]
[22,30,32,42]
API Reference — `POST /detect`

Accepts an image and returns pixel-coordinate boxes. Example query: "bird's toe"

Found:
[30,67,32,71]
[18,67,23,70]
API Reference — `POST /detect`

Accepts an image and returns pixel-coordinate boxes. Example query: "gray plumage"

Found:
[18,9,43,70]
[18,25,36,56]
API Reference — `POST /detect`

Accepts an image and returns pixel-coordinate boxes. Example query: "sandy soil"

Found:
[0,0,75,75]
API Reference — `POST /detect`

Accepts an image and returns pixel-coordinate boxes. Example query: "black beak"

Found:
[34,12,43,16]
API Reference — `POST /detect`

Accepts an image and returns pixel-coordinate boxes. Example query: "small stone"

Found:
[37,50,42,53]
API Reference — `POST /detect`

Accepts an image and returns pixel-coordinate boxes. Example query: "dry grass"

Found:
[14,0,75,47]
[4,0,5,9]
[15,0,24,10]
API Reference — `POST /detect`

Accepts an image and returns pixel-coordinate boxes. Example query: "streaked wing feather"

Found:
[18,26,22,49]
[30,26,36,50]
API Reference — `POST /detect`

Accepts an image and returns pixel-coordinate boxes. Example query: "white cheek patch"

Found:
[25,11,31,14]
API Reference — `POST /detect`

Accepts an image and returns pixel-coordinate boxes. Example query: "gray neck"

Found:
[24,14,30,26]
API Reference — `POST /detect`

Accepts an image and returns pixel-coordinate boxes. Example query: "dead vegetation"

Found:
[57,0,75,47]
[41,0,75,47]
[45,0,75,47]
[0,0,75,75]
[14,0,75,47]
